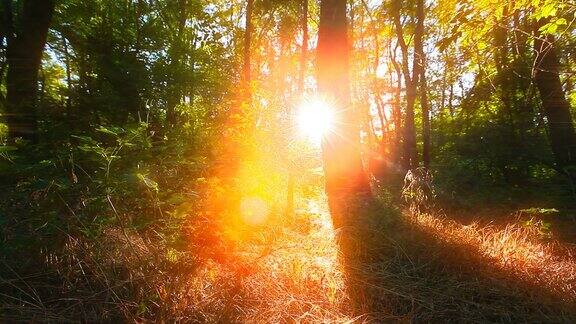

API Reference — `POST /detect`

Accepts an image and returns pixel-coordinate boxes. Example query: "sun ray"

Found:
[296,97,335,144]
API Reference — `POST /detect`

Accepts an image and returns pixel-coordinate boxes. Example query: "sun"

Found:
[296,98,335,143]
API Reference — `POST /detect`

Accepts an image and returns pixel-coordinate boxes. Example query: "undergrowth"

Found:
[2,181,576,322]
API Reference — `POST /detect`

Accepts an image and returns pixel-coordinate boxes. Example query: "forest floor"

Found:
[163,192,576,322]
[2,191,576,322]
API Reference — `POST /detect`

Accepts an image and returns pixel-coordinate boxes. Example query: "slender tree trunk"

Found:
[62,35,72,111]
[242,0,253,92]
[166,0,187,126]
[533,22,576,173]
[392,0,417,170]
[298,0,308,94]
[448,83,454,116]
[4,0,56,143]
[420,80,431,168]
[286,0,309,218]
[414,0,430,168]
[390,46,403,166]
[494,12,512,119]
[61,33,78,131]
[367,110,378,144]
[317,0,371,227]
[512,10,531,144]
[374,92,387,140]
[440,70,446,113]
[135,0,143,52]
[494,10,522,171]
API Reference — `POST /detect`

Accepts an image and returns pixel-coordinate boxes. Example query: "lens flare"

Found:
[240,197,269,225]
[297,98,334,144]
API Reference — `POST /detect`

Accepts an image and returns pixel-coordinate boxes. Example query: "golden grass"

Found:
[3,194,576,322]
[172,197,356,322]
[408,211,576,303]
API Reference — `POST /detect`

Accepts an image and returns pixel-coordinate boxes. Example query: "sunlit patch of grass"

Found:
[194,197,355,322]
[320,196,576,322]
[4,190,575,322]
[407,211,576,303]
[101,194,354,322]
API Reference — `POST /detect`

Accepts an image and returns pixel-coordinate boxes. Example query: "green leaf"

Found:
[555,18,567,26]
[539,21,558,34]
[166,193,186,205]
[136,173,159,192]
[96,126,124,136]
[0,145,17,152]
[71,135,96,142]
[520,207,559,216]
[536,3,557,19]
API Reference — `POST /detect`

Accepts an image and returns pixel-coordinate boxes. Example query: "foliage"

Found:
[1,0,576,321]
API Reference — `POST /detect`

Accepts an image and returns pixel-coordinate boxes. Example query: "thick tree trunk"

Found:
[4,0,56,143]
[533,24,576,172]
[317,0,371,226]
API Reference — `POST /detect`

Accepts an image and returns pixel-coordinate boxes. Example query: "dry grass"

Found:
[408,211,576,303]
[170,197,356,322]
[2,194,576,322]
[333,205,576,322]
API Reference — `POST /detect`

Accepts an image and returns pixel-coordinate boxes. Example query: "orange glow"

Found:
[240,196,269,225]
[408,212,576,300]
[297,98,335,144]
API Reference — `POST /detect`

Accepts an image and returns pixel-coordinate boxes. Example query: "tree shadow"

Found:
[335,200,576,322]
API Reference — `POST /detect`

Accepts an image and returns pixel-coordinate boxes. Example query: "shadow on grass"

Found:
[335,199,576,322]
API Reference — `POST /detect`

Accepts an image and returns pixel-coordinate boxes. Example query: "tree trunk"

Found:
[414,0,430,168]
[391,0,417,170]
[4,0,56,143]
[390,45,403,166]
[317,0,371,227]
[166,0,187,126]
[448,83,454,116]
[286,0,308,218]
[494,11,522,162]
[242,0,253,90]
[533,22,576,173]
[374,92,387,140]
[62,35,72,110]
[298,0,308,94]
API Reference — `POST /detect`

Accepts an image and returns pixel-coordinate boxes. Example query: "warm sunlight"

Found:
[240,196,269,225]
[6,0,576,322]
[297,98,335,144]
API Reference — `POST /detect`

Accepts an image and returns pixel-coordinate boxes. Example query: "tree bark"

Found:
[4,0,56,143]
[389,45,403,166]
[374,92,387,140]
[317,0,371,226]
[391,0,417,170]
[494,11,522,160]
[286,0,309,218]
[242,0,253,90]
[298,0,308,94]
[414,0,430,168]
[448,83,454,116]
[166,0,188,126]
[533,22,576,172]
